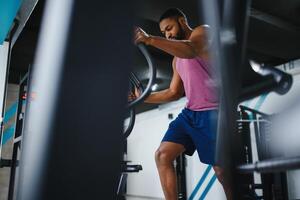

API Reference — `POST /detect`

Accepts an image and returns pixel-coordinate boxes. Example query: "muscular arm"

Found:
[144,58,184,103]
[147,26,208,59]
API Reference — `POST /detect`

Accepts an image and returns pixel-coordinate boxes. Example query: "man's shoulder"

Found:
[192,25,210,34]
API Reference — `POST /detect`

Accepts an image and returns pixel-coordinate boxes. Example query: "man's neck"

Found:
[184,28,193,39]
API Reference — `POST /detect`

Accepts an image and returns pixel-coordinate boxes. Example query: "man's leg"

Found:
[213,166,233,200]
[155,141,185,200]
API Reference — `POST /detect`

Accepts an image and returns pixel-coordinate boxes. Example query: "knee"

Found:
[155,148,173,166]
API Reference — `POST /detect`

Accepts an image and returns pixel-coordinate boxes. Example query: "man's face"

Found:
[159,17,185,40]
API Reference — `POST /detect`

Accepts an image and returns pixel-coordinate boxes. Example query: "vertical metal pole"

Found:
[16,0,133,199]
[198,0,252,198]
[176,154,187,200]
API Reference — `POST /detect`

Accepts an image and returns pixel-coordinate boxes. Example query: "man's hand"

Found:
[128,87,141,102]
[134,27,152,45]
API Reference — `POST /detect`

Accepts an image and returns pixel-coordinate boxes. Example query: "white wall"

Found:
[126,98,226,200]
[0,42,9,121]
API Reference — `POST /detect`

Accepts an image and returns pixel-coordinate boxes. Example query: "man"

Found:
[134,8,232,200]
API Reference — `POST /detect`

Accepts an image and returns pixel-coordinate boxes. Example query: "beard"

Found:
[173,21,185,40]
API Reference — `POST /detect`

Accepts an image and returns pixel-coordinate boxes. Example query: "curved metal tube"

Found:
[239,60,293,102]
[123,108,135,139]
[124,44,156,138]
[127,43,156,109]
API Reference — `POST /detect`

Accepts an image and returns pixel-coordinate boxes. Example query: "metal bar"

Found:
[239,76,277,102]
[116,173,128,196]
[250,8,300,33]
[238,156,300,173]
[13,136,22,143]
[280,172,289,199]
[176,154,187,200]
[236,119,271,123]
[129,71,144,92]
[7,144,20,200]
[238,111,253,164]
[239,105,269,117]
[19,72,29,85]
[253,113,264,161]
[123,108,136,138]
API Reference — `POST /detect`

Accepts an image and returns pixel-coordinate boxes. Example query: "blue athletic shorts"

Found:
[162,108,218,165]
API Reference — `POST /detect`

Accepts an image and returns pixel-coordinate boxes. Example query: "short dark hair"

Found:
[159,8,187,23]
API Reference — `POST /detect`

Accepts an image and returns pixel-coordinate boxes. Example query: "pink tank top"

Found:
[176,57,218,111]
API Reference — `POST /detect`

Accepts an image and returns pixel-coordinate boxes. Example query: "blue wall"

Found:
[0,0,22,44]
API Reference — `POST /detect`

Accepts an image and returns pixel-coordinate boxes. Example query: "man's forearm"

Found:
[144,88,182,104]
[148,36,197,59]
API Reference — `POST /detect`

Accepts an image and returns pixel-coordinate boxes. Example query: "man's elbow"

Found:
[170,90,183,101]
